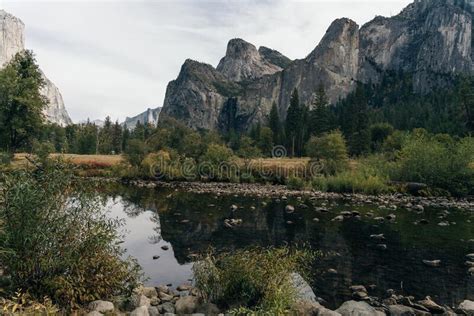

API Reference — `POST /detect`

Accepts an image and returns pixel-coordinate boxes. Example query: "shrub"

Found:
[305,131,349,175]
[392,133,474,196]
[200,143,237,180]
[0,151,13,165]
[193,247,317,315]
[286,176,306,190]
[124,139,149,167]
[32,141,55,163]
[0,160,142,309]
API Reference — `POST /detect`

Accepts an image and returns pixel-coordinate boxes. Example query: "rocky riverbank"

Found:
[126,180,474,212]
[85,275,474,316]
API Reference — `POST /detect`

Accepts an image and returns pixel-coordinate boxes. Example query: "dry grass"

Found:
[13,154,124,168]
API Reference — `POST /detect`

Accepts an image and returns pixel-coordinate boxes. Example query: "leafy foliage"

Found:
[305,131,349,175]
[0,160,142,309]
[0,51,47,152]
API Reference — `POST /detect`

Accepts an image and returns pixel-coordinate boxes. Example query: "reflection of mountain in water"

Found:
[109,184,474,308]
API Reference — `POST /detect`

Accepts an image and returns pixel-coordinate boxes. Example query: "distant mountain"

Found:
[78,119,105,127]
[123,107,162,129]
[0,10,72,126]
[160,0,474,132]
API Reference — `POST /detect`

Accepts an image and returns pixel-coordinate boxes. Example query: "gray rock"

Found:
[88,300,114,313]
[336,300,385,316]
[160,302,176,314]
[148,306,160,316]
[285,205,295,213]
[293,300,341,316]
[459,300,474,313]
[418,296,445,313]
[291,272,317,302]
[388,305,416,316]
[141,287,158,298]
[131,306,149,316]
[131,295,151,308]
[175,296,200,314]
[86,312,103,316]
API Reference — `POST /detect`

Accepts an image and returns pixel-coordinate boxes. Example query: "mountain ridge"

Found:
[159,0,474,132]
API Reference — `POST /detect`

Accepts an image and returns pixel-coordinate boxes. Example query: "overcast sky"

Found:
[0,0,411,123]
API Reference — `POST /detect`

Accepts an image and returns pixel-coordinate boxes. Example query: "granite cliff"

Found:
[0,10,72,126]
[160,0,474,131]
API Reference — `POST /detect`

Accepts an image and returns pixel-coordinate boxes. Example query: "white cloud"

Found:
[0,0,412,122]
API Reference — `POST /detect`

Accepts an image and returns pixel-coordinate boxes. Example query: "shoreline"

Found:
[123,179,474,211]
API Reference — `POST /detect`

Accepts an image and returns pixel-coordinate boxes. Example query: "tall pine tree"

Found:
[269,102,283,145]
[309,84,330,137]
[285,89,301,157]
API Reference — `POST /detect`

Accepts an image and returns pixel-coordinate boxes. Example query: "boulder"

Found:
[285,205,295,213]
[175,296,200,314]
[418,296,445,314]
[293,300,341,316]
[422,260,441,267]
[336,300,385,316]
[148,306,160,316]
[142,287,158,298]
[130,306,149,316]
[290,272,317,302]
[160,302,176,314]
[88,300,114,313]
[131,295,151,308]
[459,300,474,313]
[388,305,416,316]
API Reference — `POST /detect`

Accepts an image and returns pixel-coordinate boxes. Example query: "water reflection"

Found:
[103,184,474,309]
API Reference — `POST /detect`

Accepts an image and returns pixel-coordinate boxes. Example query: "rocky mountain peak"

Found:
[217,38,283,81]
[160,0,474,132]
[0,9,25,68]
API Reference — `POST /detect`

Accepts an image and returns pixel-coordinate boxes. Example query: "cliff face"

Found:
[124,107,162,129]
[160,0,474,131]
[0,10,72,126]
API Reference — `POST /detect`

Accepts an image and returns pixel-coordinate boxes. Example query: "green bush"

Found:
[0,151,13,165]
[0,160,142,309]
[32,140,55,163]
[124,139,149,167]
[305,131,349,175]
[193,247,317,315]
[392,133,474,196]
[286,176,306,190]
[200,143,237,180]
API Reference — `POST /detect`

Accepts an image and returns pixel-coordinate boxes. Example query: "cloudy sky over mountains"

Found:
[1,0,411,123]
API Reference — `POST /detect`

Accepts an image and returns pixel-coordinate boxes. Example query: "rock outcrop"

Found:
[160,0,474,132]
[124,107,162,129]
[216,38,284,82]
[0,10,72,126]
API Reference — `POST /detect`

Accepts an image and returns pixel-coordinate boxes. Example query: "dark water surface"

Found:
[103,185,474,309]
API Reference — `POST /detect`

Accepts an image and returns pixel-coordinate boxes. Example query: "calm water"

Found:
[103,185,474,309]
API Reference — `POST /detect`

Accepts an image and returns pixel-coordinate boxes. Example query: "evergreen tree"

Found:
[269,102,282,145]
[346,84,370,155]
[309,84,330,136]
[0,50,47,152]
[112,121,123,154]
[99,116,114,154]
[458,76,474,133]
[285,89,301,157]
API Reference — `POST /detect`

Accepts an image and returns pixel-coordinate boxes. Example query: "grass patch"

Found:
[193,246,317,315]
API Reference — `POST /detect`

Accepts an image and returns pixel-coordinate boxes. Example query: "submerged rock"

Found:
[422,260,441,267]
